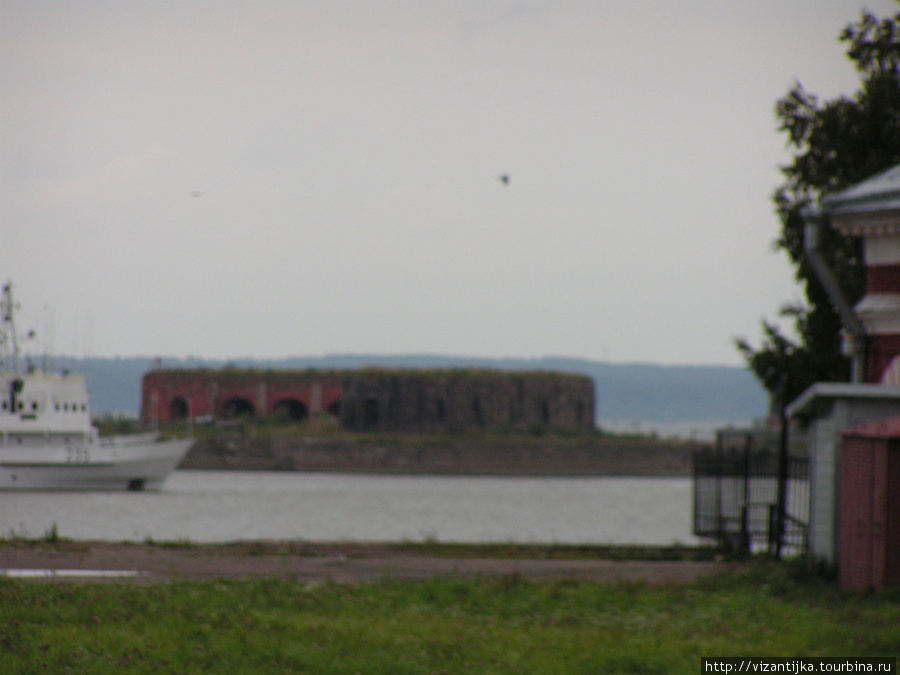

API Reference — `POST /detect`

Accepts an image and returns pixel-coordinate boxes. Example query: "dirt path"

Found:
[0,542,732,584]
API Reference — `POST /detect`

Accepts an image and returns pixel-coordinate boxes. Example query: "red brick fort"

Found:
[142,368,595,434]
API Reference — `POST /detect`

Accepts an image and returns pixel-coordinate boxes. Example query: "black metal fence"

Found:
[692,429,808,556]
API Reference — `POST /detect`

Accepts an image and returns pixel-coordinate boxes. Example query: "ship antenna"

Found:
[1,281,21,373]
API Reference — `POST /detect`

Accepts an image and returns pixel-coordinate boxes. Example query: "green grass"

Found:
[1,558,897,674]
[92,414,141,437]
[95,405,688,445]
[374,541,719,561]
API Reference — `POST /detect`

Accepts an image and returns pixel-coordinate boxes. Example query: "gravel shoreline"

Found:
[0,541,733,584]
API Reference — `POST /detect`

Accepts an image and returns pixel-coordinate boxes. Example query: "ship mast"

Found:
[1,281,21,373]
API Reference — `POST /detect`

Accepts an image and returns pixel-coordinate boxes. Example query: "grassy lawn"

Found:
[1,558,898,674]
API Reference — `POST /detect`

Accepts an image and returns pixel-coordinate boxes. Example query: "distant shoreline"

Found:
[51,354,767,429]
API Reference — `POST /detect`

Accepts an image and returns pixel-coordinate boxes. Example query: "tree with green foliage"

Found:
[738,6,900,406]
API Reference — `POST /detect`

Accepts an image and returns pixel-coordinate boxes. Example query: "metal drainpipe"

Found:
[803,213,866,383]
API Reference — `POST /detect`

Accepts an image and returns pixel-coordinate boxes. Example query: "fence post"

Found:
[740,504,751,555]
[773,405,790,559]
[768,503,779,556]
[715,432,724,547]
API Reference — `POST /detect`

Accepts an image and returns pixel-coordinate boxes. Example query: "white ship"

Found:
[0,282,193,490]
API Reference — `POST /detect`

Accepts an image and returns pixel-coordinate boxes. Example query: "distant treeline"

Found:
[37,354,768,425]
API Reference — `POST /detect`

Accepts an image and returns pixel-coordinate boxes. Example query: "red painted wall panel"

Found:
[840,438,875,591]
[840,428,900,591]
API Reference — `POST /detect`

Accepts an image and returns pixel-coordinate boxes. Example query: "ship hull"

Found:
[0,437,194,491]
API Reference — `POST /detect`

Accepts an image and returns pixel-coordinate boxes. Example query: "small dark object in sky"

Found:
[499,174,509,185]
[192,191,201,198]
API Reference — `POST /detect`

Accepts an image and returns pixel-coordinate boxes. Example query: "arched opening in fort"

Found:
[363,397,379,430]
[541,400,551,425]
[221,396,255,419]
[272,398,308,422]
[169,397,189,420]
[472,397,483,426]
[326,400,341,418]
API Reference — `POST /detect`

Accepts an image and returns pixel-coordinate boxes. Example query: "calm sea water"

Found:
[0,471,702,546]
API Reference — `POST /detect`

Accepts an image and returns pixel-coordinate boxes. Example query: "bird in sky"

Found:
[499,174,509,185]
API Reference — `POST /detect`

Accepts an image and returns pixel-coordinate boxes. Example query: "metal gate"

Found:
[693,429,808,555]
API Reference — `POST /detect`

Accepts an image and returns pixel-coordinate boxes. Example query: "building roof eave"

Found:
[820,163,900,216]
[787,381,900,421]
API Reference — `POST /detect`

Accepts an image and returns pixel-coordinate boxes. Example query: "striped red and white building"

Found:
[821,164,900,383]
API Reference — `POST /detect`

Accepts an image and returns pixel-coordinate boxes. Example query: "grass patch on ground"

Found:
[379,541,720,561]
[1,558,898,674]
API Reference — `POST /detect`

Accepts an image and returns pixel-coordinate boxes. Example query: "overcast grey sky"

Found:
[2,1,896,366]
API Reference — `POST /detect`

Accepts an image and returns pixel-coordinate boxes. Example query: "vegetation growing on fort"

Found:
[155,365,592,381]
